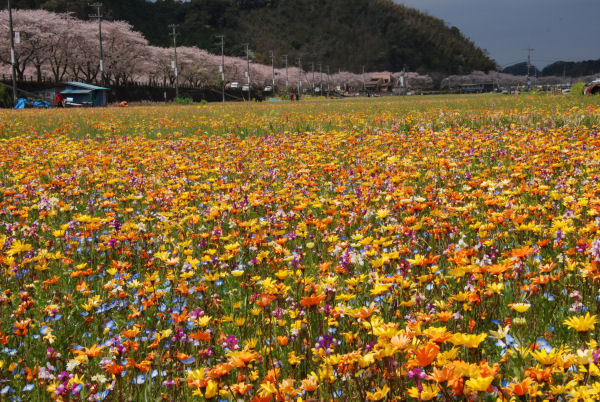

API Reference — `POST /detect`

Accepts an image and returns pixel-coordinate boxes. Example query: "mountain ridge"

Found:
[5,0,497,74]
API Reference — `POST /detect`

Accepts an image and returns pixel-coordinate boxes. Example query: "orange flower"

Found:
[276,336,289,346]
[300,374,318,392]
[104,362,125,375]
[190,330,211,342]
[410,342,439,368]
[352,303,380,320]
[428,366,455,383]
[504,378,534,396]
[299,294,326,307]
[13,319,32,336]
[525,366,552,382]
[208,363,233,379]
[228,350,258,368]
[126,358,151,373]
[230,382,253,396]
[437,311,453,322]
[73,344,105,359]
[256,293,276,308]
[122,326,141,339]
[25,366,38,381]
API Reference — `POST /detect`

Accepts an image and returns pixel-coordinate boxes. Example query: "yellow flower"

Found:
[258,382,277,398]
[510,303,531,313]
[450,332,487,348]
[288,351,302,365]
[370,283,392,296]
[376,208,390,219]
[465,376,494,392]
[366,384,390,401]
[489,325,510,340]
[7,240,32,256]
[195,316,212,327]
[204,380,218,399]
[564,312,597,332]
[531,348,559,366]
[549,380,578,395]
[486,282,504,294]
[406,383,439,400]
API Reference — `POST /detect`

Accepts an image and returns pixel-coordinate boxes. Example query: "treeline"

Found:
[2,0,497,74]
[1,9,441,91]
[542,60,600,78]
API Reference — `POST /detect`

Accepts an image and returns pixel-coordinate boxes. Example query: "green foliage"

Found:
[173,97,194,105]
[569,82,586,97]
[0,83,13,108]
[11,0,496,74]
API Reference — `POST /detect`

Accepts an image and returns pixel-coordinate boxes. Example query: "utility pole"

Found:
[526,47,534,90]
[296,57,302,96]
[311,61,315,93]
[169,24,179,99]
[362,65,366,91]
[401,65,407,95]
[318,63,322,94]
[216,35,225,102]
[7,0,17,104]
[89,2,105,86]
[243,43,250,100]
[282,55,288,92]
[326,65,330,96]
[270,50,275,89]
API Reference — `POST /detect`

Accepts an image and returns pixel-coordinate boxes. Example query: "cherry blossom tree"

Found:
[0,9,60,80]
[0,8,484,94]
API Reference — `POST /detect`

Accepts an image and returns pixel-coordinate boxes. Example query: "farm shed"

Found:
[60,82,109,107]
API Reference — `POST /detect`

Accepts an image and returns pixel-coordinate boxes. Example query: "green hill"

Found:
[542,60,600,77]
[7,0,496,74]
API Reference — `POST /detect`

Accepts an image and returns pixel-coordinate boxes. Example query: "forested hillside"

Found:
[3,0,496,74]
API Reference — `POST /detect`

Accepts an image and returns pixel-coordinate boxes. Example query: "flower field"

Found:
[1,95,600,400]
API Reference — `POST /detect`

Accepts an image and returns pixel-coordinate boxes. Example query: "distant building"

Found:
[60,82,109,107]
[458,83,496,93]
[365,73,395,92]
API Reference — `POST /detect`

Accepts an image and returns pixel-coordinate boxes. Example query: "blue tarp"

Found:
[14,98,50,109]
[268,98,282,101]
[14,98,26,109]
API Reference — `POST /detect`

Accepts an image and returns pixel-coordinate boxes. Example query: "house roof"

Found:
[60,89,94,95]
[63,81,109,91]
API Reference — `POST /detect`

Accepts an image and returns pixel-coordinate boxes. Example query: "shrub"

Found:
[0,83,13,108]
[569,81,586,97]
[173,97,194,105]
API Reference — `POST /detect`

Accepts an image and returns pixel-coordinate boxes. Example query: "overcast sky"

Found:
[395,0,599,69]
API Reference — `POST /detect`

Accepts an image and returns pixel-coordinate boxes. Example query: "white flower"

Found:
[66,359,81,372]
[91,374,108,384]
